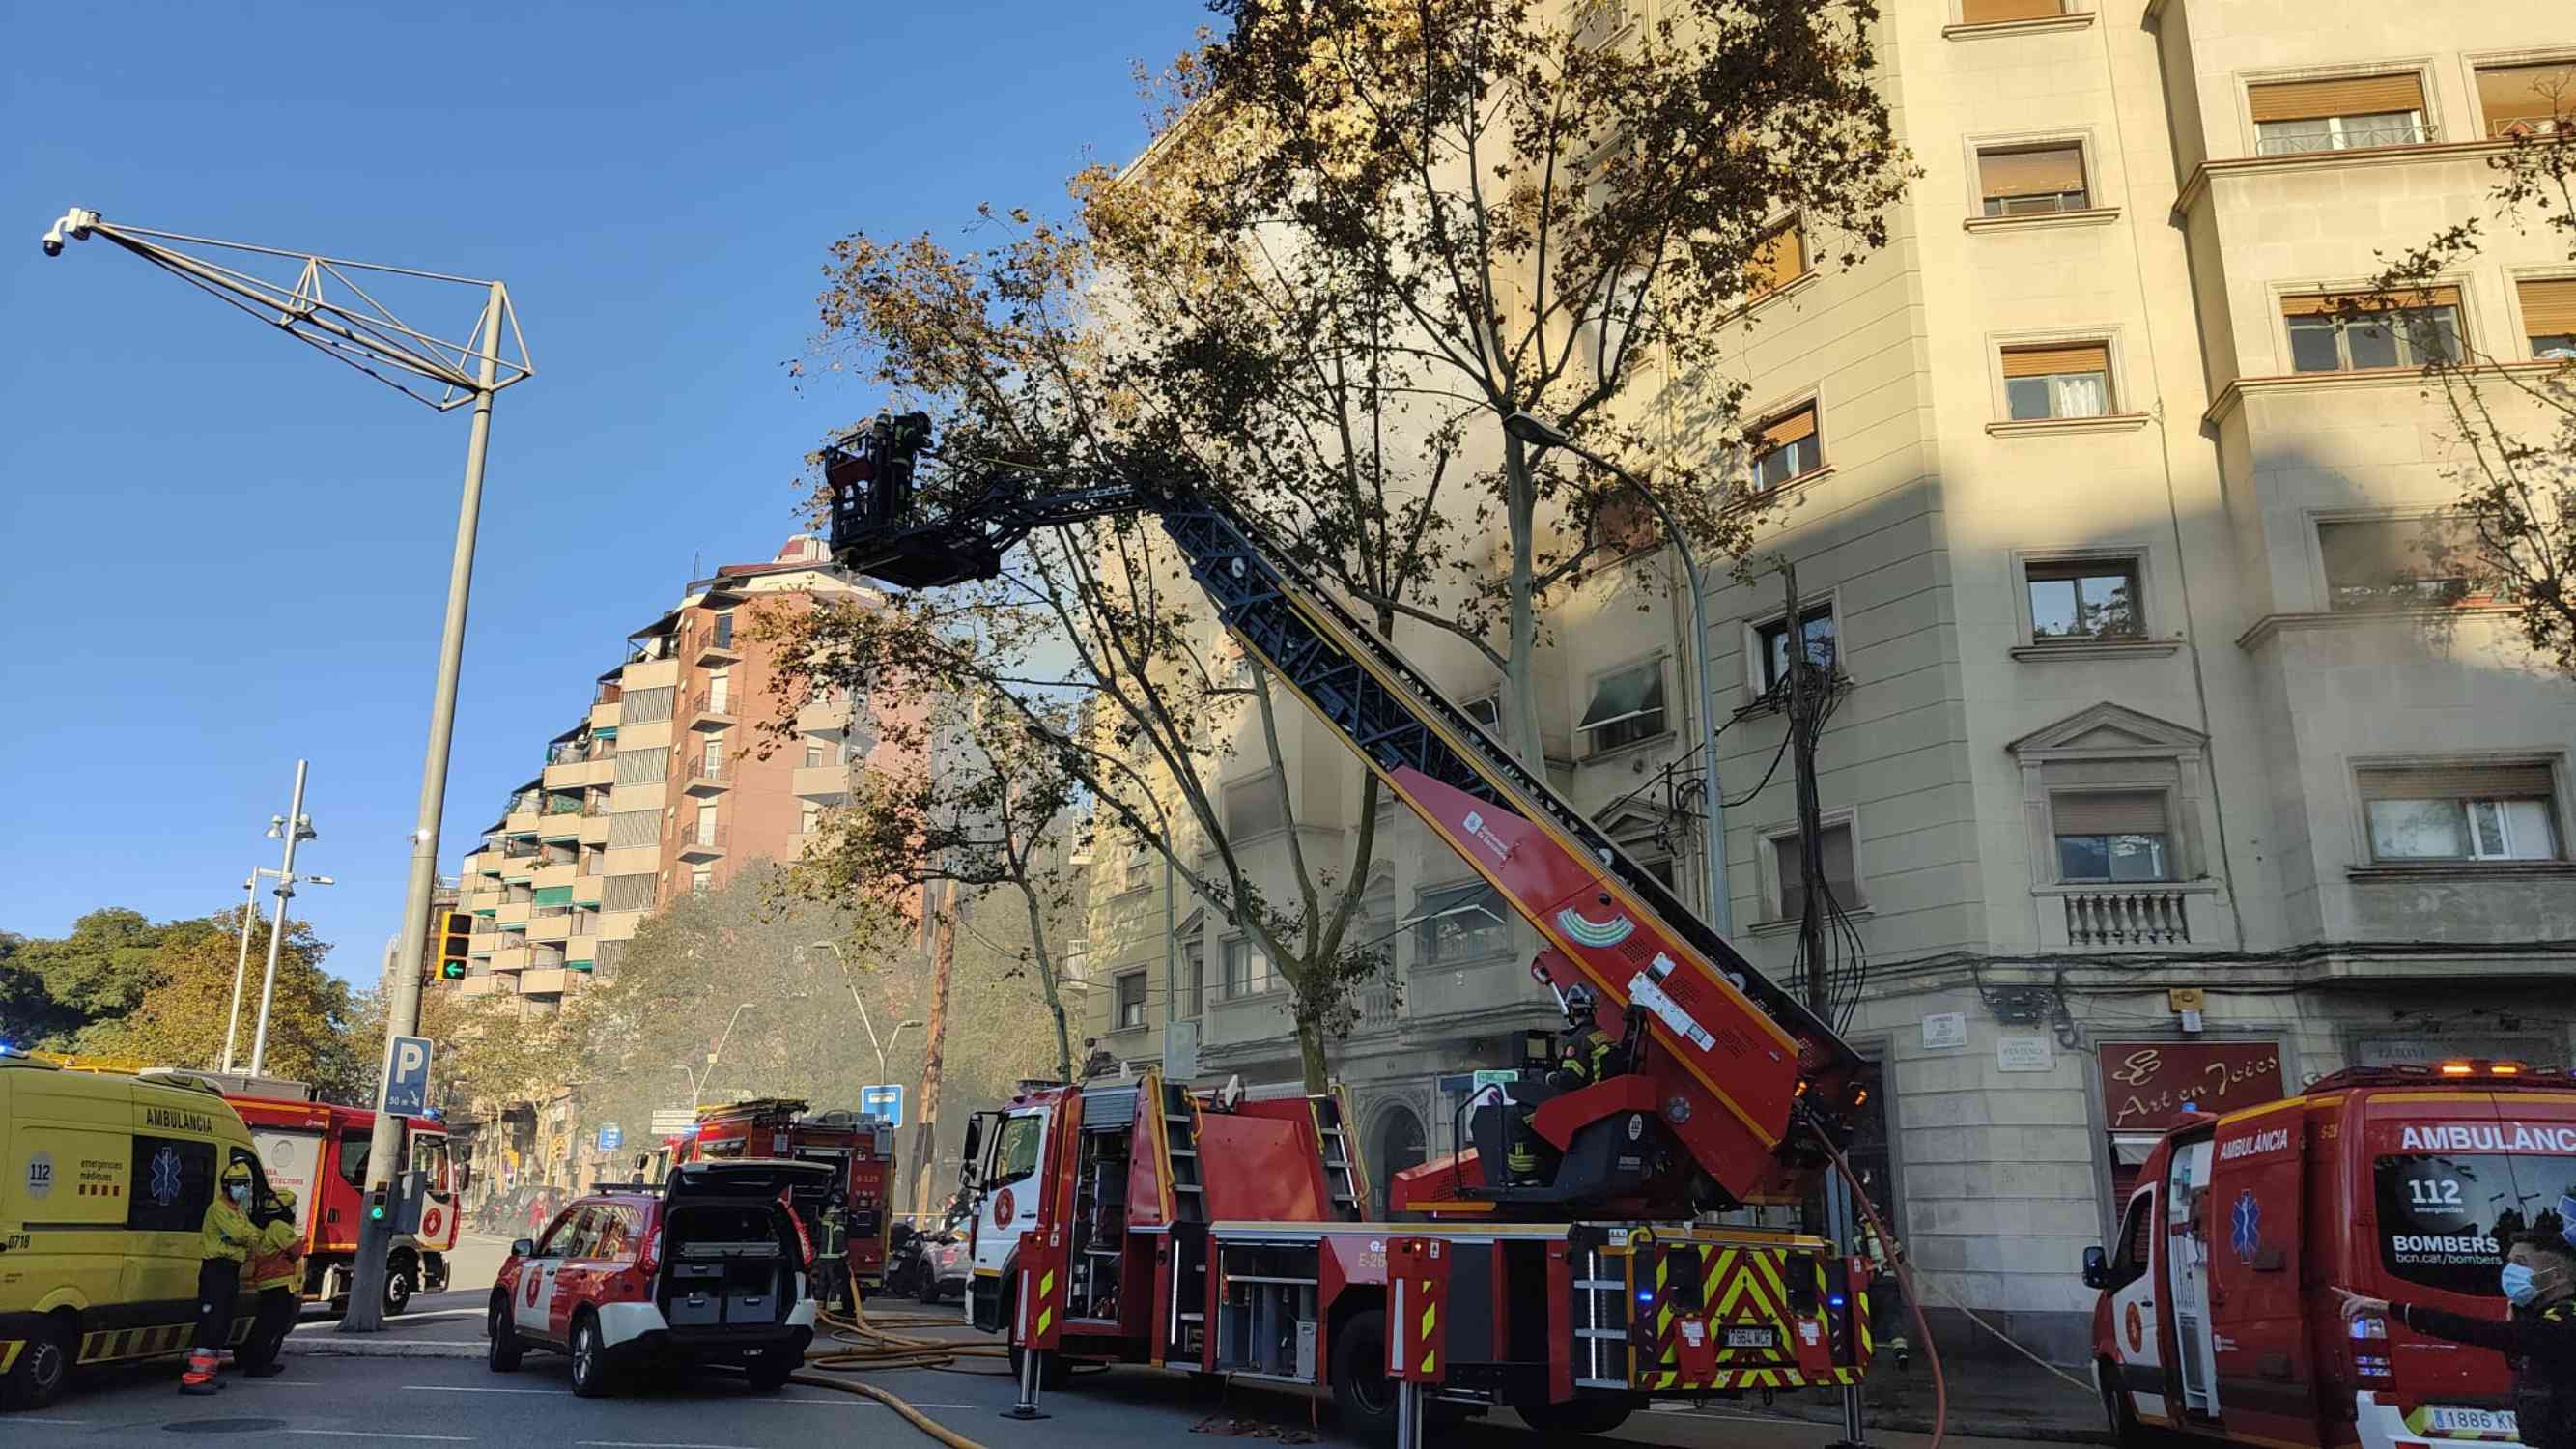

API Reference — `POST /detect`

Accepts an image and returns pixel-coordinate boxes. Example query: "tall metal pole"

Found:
[219,872,260,1072]
[247,761,311,1074]
[343,281,506,1334]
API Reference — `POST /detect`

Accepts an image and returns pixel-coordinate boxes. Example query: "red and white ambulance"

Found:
[2084,1062,2576,1449]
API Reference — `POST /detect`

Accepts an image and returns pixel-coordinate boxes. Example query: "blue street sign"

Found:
[597,1122,624,1152]
[382,1036,434,1116]
[861,1084,904,1128]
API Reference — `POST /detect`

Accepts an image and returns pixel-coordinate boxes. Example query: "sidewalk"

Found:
[1703,1354,2110,1444]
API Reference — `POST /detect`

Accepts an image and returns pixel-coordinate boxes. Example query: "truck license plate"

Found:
[1721,1326,1776,1349]
[2424,1407,2517,1435]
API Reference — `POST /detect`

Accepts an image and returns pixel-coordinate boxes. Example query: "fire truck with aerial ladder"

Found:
[677,1097,898,1306]
[817,417,1937,1445]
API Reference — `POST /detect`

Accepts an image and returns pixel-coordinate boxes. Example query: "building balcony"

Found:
[792,764,850,802]
[456,973,500,998]
[677,823,727,859]
[467,888,506,914]
[692,630,741,667]
[495,900,532,926]
[683,755,732,793]
[686,689,737,726]
[528,915,572,944]
[520,968,570,997]
[533,861,579,891]
[504,808,541,836]
[579,812,611,845]
[795,698,850,736]
[491,946,533,974]
[2036,883,2228,952]
[572,875,605,906]
[542,760,586,790]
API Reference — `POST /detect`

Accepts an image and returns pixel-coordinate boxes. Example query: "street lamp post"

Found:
[219,870,270,1074]
[807,942,921,1088]
[247,761,319,1075]
[43,208,532,1333]
[1502,411,1733,936]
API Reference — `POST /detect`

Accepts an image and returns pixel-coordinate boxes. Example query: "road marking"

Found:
[284,1423,481,1433]
[10,1418,86,1425]
[576,1441,763,1449]
[295,1308,485,1331]
[406,1385,562,1394]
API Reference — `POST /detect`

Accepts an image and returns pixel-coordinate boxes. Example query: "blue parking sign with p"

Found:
[383,1035,434,1115]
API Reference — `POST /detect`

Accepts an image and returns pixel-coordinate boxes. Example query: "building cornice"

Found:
[1986,412,2154,439]
[1963,206,2122,236]
[2172,139,2519,220]
[1943,11,2094,42]
[2235,605,2521,651]
[2203,361,2563,429]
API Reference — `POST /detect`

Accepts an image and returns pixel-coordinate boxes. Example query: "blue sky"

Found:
[1,1,1206,982]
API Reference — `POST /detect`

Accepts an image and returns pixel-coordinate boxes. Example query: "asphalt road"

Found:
[285,1233,514,1342]
[22,1346,2086,1449]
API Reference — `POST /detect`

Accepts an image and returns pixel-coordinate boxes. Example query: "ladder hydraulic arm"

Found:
[821,417,1871,1211]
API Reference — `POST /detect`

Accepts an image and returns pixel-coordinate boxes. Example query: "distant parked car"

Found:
[487,1159,828,1397]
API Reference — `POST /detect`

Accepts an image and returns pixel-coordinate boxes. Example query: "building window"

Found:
[708,671,731,715]
[2052,791,2176,882]
[1221,937,1275,999]
[1755,604,1838,693]
[2318,518,2467,611]
[1578,660,1668,753]
[2359,764,2562,863]
[2002,342,2111,419]
[2284,290,2462,373]
[1224,775,1288,840]
[1461,695,1501,731]
[702,736,723,775]
[1749,403,1822,490]
[800,802,820,836]
[1179,939,1205,1018]
[689,865,713,893]
[1746,220,1807,304]
[713,611,735,648]
[2026,557,2142,640]
[2476,60,2576,138]
[1635,856,1677,892]
[2519,277,2576,359]
[804,741,826,769]
[2250,73,2428,155]
[1115,970,1148,1031]
[1978,144,2089,215]
[1769,822,1863,920]
[694,802,719,845]
[1415,881,1511,965]
[1960,0,2065,22]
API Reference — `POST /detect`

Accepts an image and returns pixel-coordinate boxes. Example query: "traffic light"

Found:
[435,910,472,982]
[367,1185,389,1223]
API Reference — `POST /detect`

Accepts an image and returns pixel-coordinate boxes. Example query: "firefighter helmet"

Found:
[1563,983,1599,1025]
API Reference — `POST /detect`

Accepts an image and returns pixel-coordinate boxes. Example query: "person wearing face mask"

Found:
[238,1187,304,1378]
[2335,1223,2576,1449]
[180,1162,261,1395]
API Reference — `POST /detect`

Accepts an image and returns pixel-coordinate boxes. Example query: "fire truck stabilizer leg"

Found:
[1396,1380,1424,1449]
[1003,1346,1048,1421]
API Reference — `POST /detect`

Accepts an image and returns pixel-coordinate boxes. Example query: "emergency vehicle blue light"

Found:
[1829,1294,1847,1307]
[1638,1291,1655,1303]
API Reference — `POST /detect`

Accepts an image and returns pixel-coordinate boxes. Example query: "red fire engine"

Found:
[2085,1062,2576,1449]
[683,1098,896,1302]
[225,1092,460,1316]
[830,422,1887,1443]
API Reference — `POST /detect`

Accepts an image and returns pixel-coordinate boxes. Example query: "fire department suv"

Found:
[2085,1062,2576,1449]
[488,1158,827,1397]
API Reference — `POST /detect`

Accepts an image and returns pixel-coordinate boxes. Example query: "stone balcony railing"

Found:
[2060,887,2193,947]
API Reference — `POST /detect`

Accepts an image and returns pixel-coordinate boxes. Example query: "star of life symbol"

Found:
[150,1145,184,1207]
[2229,1188,2261,1264]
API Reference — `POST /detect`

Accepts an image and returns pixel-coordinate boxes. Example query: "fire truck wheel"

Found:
[0,1314,72,1410]
[487,1296,524,1373]
[1328,1306,1397,1445]
[1517,1394,1637,1436]
[568,1314,618,1398]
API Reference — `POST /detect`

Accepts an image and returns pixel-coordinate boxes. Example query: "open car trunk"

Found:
[658,1159,829,1332]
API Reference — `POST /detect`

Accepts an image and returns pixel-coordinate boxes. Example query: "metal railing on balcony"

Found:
[685,822,727,850]
[2063,888,2191,947]
[686,754,728,784]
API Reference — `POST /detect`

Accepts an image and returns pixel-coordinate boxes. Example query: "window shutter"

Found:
[1760,404,1819,450]
[1774,825,1862,916]
[2520,277,2576,337]
[2053,791,2171,836]
[1960,0,2063,21]
[2477,62,2576,136]
[2249,73,2426,125]
[2359,764,2556,801]
[2001,342,2110,379]
[2281,287,2461,318]
[1748,223,1805,297]
[1979,145,2087,199]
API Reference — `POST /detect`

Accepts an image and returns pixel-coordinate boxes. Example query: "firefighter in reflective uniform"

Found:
[239,1186,303,1378]
[1507,985,1627,1184]
[1854,1193,1911,1370]
[180,1162,259,1394]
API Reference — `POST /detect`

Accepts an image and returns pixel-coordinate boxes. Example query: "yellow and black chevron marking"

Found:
[76,1321,203,1365]
[1416,1278,1438,1376]
[0,1340,23,1373]
[1035,1266,1058,1340]
[1630,1245,1866,1393]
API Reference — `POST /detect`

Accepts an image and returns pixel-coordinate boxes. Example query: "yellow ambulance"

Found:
[1,1053,267,1409]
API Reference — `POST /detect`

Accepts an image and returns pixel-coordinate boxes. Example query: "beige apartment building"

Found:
[1085,0,2576,1364]
[445,535,886,1014]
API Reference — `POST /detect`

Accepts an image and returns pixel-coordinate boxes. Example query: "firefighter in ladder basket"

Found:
[1509,984,1631,1184]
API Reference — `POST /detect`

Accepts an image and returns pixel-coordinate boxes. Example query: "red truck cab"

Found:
[2085,1062,2576,1449]
[225,1092,459,1316]
[684,1099,894,1305]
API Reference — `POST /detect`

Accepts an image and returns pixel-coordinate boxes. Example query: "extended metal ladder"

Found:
[1161,1078,1207,1222]
[1309,1091,1366,1221]
[1159,1077,1209,1364]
